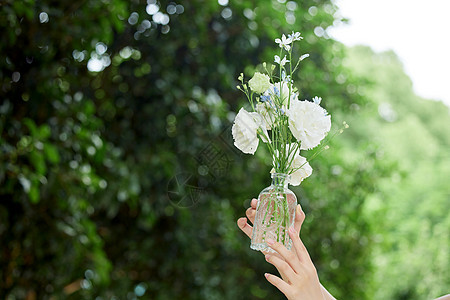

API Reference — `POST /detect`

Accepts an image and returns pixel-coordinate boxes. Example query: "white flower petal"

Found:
[289,153,312,186]
[232,108,260,154]
[274,55,281,64]
[250,112,271,143]
[288,31,303,42]
[299,54,309,61]
[256,102,275,130]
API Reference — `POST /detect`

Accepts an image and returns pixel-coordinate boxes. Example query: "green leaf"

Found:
[29,178,40,203]
[84,100,95,115]
[37,124,51,140]
[44,143,60,164]
[29,151,46,175]
[23,118,37,136]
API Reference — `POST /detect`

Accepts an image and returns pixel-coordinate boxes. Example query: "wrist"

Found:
[320,283,336,300]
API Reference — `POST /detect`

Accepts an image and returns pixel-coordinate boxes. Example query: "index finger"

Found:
[266,238,302,274]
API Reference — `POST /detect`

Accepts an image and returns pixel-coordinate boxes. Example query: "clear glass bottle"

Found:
[250,173,298,252]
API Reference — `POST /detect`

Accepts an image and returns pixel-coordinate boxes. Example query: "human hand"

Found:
[264,227,324,300]
[237,199,333,300]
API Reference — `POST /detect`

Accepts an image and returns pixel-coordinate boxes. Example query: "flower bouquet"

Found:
[232,32,339,252]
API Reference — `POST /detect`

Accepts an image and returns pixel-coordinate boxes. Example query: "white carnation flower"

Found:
[232,108,269,154]
[289,153,312,186]
[287,100,331,150]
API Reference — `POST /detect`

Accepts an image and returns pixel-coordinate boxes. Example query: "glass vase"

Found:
[250,173,297,252]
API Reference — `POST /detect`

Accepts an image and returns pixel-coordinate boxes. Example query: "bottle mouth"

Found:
[271,173,291,187]
[271,173,290,180]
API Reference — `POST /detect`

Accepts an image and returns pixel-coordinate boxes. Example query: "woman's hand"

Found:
[237,198,335,300]
[264,227,324,300]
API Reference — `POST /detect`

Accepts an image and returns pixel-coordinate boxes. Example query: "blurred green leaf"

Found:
[22,118,37,136]
[29,151,46,175]
[29,180,40,203]
[44,143,60,164]
[37,124,51,140]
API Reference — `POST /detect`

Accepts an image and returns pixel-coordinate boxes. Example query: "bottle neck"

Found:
[271,173,290,189]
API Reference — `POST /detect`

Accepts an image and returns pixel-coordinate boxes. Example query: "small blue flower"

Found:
[260,95,271,102]
[273,86,280,97]
[312,96,322,105]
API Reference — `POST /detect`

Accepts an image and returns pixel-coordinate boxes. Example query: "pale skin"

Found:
[237,198,336,300]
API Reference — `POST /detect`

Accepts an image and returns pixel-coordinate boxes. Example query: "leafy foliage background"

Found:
[1,0,448,299]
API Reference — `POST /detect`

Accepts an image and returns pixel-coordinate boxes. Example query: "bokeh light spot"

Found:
[221,8,232,20]
[146,4,159,15]
[95,42,107,55]
[12,72,20,82]
[39,12,49,23]
[128,12,139,25]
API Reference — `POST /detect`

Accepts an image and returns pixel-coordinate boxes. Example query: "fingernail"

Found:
[297,204,301,212]
[264,273,270,279]
[267,238,274,245]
